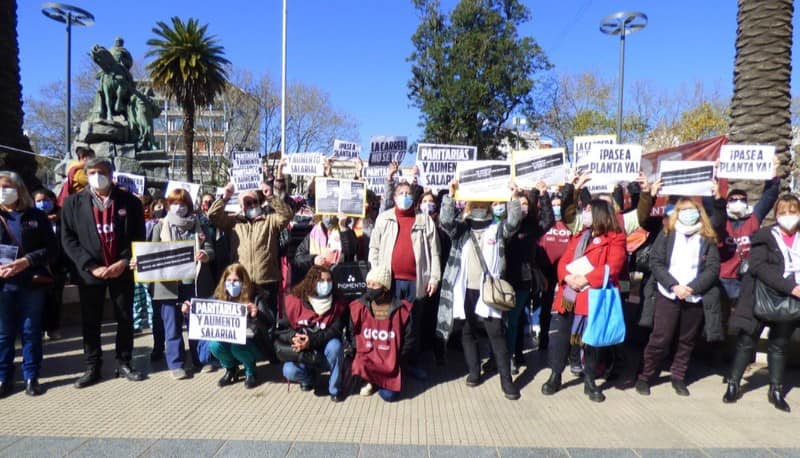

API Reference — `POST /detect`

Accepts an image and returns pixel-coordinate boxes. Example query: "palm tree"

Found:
[146,17,229,183]
[0,0,40,189]
[729,0,793,198]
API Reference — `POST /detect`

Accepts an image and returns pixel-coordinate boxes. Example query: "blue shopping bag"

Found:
[582,265,626,347]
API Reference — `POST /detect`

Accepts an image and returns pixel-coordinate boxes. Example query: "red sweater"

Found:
[391,206,417,281]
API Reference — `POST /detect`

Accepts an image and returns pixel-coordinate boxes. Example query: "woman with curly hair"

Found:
[277,265,348,401]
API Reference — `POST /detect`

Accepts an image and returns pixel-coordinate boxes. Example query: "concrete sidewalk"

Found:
[0,324,798,457]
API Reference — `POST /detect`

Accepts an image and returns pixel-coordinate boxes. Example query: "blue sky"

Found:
[16,0,800,158]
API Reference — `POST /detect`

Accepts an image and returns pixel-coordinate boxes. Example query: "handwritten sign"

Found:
[188,298,248,345]
[717,144,775,180]
[416,143,477,191]
[332,139,361,160]
[369,136,407,165]
[286,153,325,177]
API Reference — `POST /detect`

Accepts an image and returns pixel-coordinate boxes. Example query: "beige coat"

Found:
[368,208,441,299]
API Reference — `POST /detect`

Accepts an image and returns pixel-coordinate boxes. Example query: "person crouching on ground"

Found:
[278,265,348,402]
[350,265,414,402]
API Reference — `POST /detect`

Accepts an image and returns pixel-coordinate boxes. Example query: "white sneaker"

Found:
[171,368,190,380]
[360,382,376,397]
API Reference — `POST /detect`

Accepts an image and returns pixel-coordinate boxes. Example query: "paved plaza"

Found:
[0,323,799,457]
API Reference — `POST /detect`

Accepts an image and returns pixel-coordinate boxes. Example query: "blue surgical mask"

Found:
[665,203,676,217]
[553,206,561,221]
[316,280,333,297]
[321,215,333,228]
[225,280,242,298]
[397,194,414,210]
[678,209,700,226]
[35,200,53,213]
[492,205,506,218]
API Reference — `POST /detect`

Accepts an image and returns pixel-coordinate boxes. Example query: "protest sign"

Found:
[363,165,388,196]
[330,160,358,179]
[315,178,367,218]
[416,143,477,191]
[216,186,240,213]
[584,143,642,193]
[369,136,407,165]
[332,140,361,160]
[188,298,248,345]
[0,244,18,265]
[659,160,715,196]
[286,153,325,177]
[230,150,261,169]
[229,167,261,192]
[113,172,146,195]
[165,181,201,203]
[512,148,566,188]
[454,161,512,202]
[717,144,775,180]
[133,241,196,283]
[573,134,615,169]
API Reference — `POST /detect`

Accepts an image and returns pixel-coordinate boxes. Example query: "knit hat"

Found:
[366,265,392,290]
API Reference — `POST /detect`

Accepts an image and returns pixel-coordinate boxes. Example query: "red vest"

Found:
[719,215,760,279]
[349,298,411,392]
[538,221,571,267]
[284,294,344,330]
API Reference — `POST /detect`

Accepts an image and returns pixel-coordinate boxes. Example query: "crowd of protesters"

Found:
[0,147,798,413]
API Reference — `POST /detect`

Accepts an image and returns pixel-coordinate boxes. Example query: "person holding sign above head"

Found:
[137,188,216,380]
[61,157,146,388]
[635,198,721,397]
[277,265,348,402]
[350,265,415,402]
[0,172,57,397]
[436,180,524,401]
[186,263,275,389]
[724,194,800,412]
[540,199,626,403]
[208,158,294,318]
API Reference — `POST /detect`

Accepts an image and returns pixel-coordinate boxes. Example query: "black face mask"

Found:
[364,287,385,302]
[153,209,166,218]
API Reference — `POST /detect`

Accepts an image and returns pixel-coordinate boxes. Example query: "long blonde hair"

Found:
[213,263,256,304]
[665,198,717,242]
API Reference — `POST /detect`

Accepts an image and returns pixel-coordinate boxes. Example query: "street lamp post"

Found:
[600,11,647,144]
[41,3,94,157]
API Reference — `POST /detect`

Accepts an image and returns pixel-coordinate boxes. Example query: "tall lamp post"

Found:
[600,11,646,144]
[41,3,94,157]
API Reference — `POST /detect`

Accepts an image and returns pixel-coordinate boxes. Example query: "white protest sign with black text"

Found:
[188,298,248,345]
[228,167,261,192]
[573,134,615,169]
[717,144,775,180]
[230,151,261,169]
[165,181,201,203]
[585,143,642,193]
[132,241,196,283]
[315,178,367,218]
[332,140,361,160]
[363,165,388,196]
[659,160,715,196]
[286,153,325,177]
[512,148,566,188]
[369,136,407,165]
[455,161,512,202]
[114,172,145,196]
[416,143,477,191]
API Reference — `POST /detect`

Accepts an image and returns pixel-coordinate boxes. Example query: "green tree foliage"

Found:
[147,17,229,183]
[408,0,550,158]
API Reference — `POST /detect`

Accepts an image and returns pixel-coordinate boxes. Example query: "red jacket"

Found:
[552,230,627,316]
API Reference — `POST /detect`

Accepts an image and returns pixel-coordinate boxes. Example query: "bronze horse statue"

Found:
[90,44,134,121]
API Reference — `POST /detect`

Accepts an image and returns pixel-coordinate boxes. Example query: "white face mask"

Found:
[581,210,593,228]
[727,200,747,215]
[169,204,188,217]
[0,188,18,206]
[88,173,110,191]
[778,214,800,232]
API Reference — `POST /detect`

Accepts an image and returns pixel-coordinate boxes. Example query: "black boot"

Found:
[768,385,791,413]
[244,374,258,389]
[218,367,238,387]
[115,363,145,381]
[584,376,606,402]
[501,376,520,400]
[0,380,14,398]
[583,346,605,402]
[722,381,740,404]
[74,366,101,389]
[541,371,562,395]
[25,379,43,396]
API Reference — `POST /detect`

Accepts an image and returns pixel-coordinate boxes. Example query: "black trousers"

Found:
[730,322,798,386]
[460,289,512,383]
[640,294,704,382]
[43,270,67,333]
[547,311,598,377]
[78,276,135,367]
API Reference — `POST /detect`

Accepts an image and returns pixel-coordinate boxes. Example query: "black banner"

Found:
[137,246,195,273]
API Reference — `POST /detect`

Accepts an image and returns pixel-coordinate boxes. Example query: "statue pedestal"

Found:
[78,119,130,144]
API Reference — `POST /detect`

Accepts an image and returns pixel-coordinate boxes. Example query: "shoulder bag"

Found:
[753,279,800,323]
[582,265,626,347]
[468,231,515,312]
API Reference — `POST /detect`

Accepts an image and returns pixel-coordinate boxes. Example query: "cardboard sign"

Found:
[188,298,248,345]
[454,161,512,202]
[717,144,775,180]
[133,241,196,283]
[512,148,566,188]
[332,139,361,160]
[165,181,201,204]
[314,178,367,218]
[659,160,715,196]
[416,143,477,191]
[286,153,325,177]
[573,134,615,169]
[369,136,407,165]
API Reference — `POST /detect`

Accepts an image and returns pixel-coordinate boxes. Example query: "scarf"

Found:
[561,229,592,312]
[771,226,800,284]
[308,222,341,264]
[89,187,113,211]
[674,221,702,235]
[308,295,333,316]
[165,212,197,241]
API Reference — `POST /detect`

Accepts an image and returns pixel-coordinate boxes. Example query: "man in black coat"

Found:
[61,157,146,388]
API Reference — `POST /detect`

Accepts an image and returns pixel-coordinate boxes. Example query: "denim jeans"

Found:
[0,289,46,381]
[282,338,343,395]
